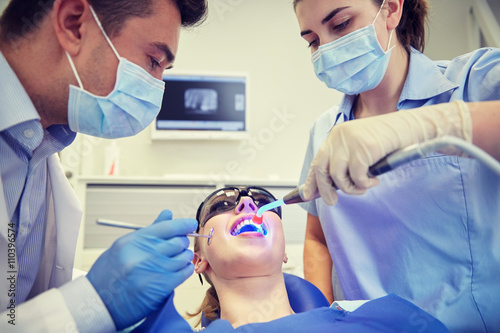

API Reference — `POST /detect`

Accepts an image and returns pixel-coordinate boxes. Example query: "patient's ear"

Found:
[193,253,209,274]
[283,252,288,264]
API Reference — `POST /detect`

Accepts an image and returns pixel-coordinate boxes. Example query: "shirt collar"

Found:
[398,47,458,107]
[327,94,356,130]
[0,50,76,148]
[47,124,76,147]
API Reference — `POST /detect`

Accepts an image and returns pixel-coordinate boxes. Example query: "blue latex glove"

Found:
[87,210,197,330]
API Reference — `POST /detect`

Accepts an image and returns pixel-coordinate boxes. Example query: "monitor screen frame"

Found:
[151,70,250,141]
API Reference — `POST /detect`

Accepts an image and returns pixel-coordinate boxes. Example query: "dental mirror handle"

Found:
[96,219,212,239]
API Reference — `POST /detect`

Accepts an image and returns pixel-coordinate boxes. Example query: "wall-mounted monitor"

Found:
[151,71,249,140]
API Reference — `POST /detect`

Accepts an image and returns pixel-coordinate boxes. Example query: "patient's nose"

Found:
[235,196,257,214]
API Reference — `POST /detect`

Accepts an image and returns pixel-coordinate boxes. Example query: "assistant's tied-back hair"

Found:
[0,0,208,43]
[384,0,429,53]
[293,0,429,53]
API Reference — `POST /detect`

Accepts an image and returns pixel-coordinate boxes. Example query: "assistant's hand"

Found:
[303,100,472,205]
[87,210,197,330]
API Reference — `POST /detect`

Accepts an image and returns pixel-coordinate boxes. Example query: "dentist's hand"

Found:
[87,210,197,330]
[303,100,472,205]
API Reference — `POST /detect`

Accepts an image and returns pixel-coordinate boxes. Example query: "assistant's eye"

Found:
[333,19,350,32]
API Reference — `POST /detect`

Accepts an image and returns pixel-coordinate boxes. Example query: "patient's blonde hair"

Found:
[185,238,220,327]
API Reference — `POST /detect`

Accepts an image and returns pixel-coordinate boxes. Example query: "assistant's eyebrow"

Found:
[151,42,175,64]
[300,6,350,36]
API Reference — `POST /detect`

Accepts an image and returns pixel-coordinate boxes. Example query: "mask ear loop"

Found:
[373,0,395,53]
[65,52,84,89]
[372,0,386,24]
[88,6,121,60]
[67,6,121,91]
[386,29,395,52]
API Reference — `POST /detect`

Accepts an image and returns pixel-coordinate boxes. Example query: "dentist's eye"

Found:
[150,57,161,69]
[307,39,319,49]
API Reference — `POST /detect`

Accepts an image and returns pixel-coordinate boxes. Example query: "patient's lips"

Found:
[230,215,267,236]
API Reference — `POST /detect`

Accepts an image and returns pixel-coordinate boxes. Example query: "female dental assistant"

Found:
[294,0,500,332]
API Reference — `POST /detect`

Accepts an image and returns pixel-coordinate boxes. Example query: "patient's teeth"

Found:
[231,218,266,236]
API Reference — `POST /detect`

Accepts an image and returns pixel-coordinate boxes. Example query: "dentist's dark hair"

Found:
[293,0,429,53]
[0,0,207,43]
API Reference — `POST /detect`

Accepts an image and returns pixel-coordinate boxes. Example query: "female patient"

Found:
[134,186,449,332]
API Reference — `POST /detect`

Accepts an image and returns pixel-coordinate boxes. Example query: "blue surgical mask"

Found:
[312,0,394,95]
[66,6,165,139]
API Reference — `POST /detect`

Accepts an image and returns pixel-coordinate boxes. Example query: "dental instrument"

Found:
[256,136,500,217]
[96,219,214,244]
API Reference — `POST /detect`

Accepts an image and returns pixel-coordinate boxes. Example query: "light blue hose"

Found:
[256,198,285,217]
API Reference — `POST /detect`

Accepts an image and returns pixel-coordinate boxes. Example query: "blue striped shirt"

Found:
[0,51,76,303]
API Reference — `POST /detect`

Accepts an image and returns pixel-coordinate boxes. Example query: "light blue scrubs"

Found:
[299,47,500,333]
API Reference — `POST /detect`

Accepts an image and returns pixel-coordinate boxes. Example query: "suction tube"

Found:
[282,136,500,205]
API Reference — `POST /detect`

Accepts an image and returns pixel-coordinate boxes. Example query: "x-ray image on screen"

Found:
[184,89,218,115]
[234,94,245,112]
[154,73,248,139]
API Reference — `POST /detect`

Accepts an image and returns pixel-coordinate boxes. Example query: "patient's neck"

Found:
[215,271,294,328]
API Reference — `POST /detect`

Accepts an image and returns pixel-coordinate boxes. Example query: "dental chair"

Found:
[283,272,330,312]
[201,272,330,327]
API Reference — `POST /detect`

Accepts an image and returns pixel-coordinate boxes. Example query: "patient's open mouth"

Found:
[231,217,267,236]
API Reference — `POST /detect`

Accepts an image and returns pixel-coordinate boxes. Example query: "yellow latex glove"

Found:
[303,100,473,205]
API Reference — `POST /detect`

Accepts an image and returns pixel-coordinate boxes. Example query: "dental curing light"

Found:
[252,198,284,223]
[256,136,500,216]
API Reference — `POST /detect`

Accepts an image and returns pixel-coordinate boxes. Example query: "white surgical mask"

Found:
[66,6,165,139]
[312,0,394,95]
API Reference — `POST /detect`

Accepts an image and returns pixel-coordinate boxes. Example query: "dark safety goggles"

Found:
[196,186,281,230]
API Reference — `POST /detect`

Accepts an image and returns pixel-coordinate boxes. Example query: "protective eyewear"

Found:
[196,186,281,230]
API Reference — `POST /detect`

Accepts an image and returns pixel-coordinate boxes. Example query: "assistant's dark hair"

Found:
[293,0,429,53]
[0,0,207,43]
[377,0,429,53]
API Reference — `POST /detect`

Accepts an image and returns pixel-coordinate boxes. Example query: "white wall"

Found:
[0,0,7,13]
[424,0,474,60]
[424,0,500,59]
